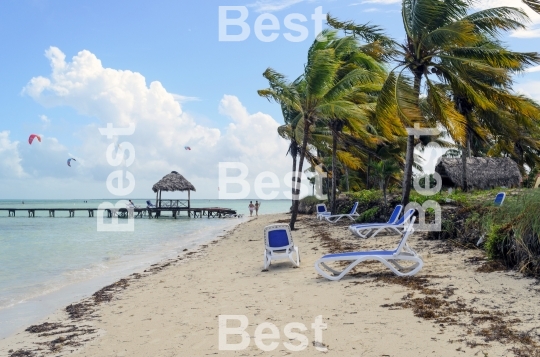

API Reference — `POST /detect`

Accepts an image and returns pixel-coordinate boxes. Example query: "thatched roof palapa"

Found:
[152,171,196,193]
[435,157,522,190]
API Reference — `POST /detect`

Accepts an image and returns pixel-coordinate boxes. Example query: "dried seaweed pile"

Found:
[370,273,539,355]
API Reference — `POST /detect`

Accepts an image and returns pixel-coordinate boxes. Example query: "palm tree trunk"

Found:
[345,166,349,192]
[366,155,371,189]
[401,70,423,207]
[331,130,338,214]
[461,130,469,192]
[401,135,415,206]
[290,140,298,206]
[289,121,310,230]
[381,181,387,208]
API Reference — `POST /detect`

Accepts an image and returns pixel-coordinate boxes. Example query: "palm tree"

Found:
[258,31,386,229]
[332,0,535,205]
[322,37,388,213]
[370,159,401,208]
[261,71,303,206]
[430,33,540,190]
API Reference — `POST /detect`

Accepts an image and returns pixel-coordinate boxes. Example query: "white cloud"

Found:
[511,27,540,38]
[0,131,25,178]
[247,0,305,13]
[473,0,540,38]
[515,81,540,103]
[18,47,293,198]
[358,0,400,4]
[171,94,200,103]
[525,65,540,73]
[39,115,50,124]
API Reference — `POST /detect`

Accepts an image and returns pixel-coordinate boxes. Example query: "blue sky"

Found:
[1,0,540,199]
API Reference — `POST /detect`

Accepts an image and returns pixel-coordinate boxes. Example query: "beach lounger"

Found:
[349,204,402,230]
[349,207,414,239]
[494,192,506,207]
[263,224,300,270]
[146,200,156,208]
[316,204,331,220]
[322,202,359,223]
[315,217,422,280]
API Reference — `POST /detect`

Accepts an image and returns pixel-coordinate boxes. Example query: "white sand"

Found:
[2,213,539,356]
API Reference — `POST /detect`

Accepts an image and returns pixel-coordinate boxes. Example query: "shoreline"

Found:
[0,214,250,342]
[1,213,539,356]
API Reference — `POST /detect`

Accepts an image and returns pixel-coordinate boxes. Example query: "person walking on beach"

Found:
[255,201,261,216]
[248,201,255,216]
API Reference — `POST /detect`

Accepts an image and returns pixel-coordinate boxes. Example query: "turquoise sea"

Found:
[0,199,290,339]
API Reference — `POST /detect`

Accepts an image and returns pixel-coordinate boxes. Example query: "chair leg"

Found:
[263,250,271,270]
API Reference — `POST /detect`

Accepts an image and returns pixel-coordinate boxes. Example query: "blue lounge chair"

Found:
[323,202,360,223]
[315,217,422,280]
[494,192,506,207]
[146,200,156,208]
[263,224,300,270]
[349,208,415,239]
[316,204,331,220]
[349,205,402,229]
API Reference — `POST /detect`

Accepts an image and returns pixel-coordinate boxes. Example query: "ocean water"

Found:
[0,199,290,339]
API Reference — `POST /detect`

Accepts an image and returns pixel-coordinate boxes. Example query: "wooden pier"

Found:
[0,207,239,219]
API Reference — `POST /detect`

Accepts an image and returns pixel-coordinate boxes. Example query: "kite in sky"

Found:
[28,134,41,145]
[184,146,191,150]
[67,158,77,167]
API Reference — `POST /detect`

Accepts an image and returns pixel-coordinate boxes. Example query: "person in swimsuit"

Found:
[248,201,255,216]
[255,201,261,216]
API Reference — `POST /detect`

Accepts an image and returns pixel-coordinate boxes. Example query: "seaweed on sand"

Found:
[8,350,36,357]
[372,273,539,354]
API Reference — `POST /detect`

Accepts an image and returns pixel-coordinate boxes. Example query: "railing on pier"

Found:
[157,199,189,208]
[0,206,238,219]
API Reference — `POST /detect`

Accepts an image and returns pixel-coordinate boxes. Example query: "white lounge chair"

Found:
[263,224,300,270]
[348,204,402,231]
[349,208,414,239]
[316,204,331,220]
[315,217,422,280]
[323,202,360,223]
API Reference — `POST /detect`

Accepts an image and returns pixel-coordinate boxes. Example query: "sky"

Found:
[1,0,540,200]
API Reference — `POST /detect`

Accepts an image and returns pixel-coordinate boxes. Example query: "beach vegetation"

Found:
[260,0,540,235]
[356,206,379,224]
[259,30,390,229]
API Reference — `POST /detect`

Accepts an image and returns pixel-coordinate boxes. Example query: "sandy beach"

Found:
[2,213,540,357]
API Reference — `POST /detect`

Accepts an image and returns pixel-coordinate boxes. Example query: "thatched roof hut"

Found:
[152,171,196,208]
[152,171,196,193]
[435,157,522,190]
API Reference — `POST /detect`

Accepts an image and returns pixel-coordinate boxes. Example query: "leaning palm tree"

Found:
[259,30,386,229]
[429,31,540,190]
[322,36,388,213]
[332,0,535,205]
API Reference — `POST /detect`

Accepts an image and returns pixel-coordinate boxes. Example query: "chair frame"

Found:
[349,208,414,239]
[316,204,331,220]
[315,217,422,281]
[263,224,300,270]
[323,202,360,223]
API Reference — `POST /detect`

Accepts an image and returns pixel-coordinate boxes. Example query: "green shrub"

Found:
[356,207,379,223]
[484,224,506,260]
[300,195,321,206]
[346,190,382,205]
